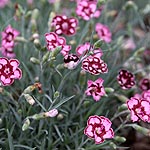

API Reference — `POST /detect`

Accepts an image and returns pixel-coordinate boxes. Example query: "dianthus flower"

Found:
[127,94,150,123]
[76,42,103,58]
[45,32,71,56]
[0,0,9,8]
[142,89,150,102]
[64,54,79,69]
[82,55,108,75]
[95,23,112,43]
[85,78,105,101]
[0,57,22,86]
[51,15,78,36]
[139,78,150,91]
[84,115,114,144]
[0,25,20,58]
[76,0,98,21]
[117,69,135,89]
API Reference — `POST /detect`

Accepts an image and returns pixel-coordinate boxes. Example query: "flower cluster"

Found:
[84,115,114,144]
[117,69,135,89]
[0,25,20,58]
[51,15,78,36]
[127,90,150,123]
[0,57,22,86]
[45,32,71,56]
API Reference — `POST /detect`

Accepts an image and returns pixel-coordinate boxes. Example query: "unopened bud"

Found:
[123,1,138,11]
[22,118,30,131]
[114,136,126,143]
[32,33,39,39]
[50,46,62,57]
[114,94,128,103]
[69,40,76,45]
[34,39,41,50]
[105,87,115,93]
[57,113,64,120]
[15,36,27,43]
[23,85,35,94]
[127,124,150,136]
[23,94,35,105]
[109,142,117,150]
[94,39,104,48]
[30,57,40,64]
[42,51,51,63]
[54,91,60,99]
[118,104,128,112]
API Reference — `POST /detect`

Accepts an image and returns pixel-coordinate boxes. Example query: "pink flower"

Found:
[0,25,20,58]
[51,15,78,36]
[76,0,97,21]
[45,32,71,56]
[122,38,136,50]
[117,69,135,89]
[45,109,58,117]
[127,94,150,123]
[0,57,22,86]
[64,54,79,69]
[95,23,112,43]
[84,115,114,144]
[85,78,105,101]
[76,42,103,58]
[139,78,150,91]
[142,90,150,102]
[76,42,91,56]
[82,55,108,75]
[0,0,9,8]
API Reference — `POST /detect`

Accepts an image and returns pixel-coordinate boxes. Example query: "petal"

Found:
[10,59,20,71]
[0,75,14,86]
[94,134,104,144]
[130,110,139,122]
[87,115,101,125]
[92,92,101,101]
[10,68,22,79]
[103,128,114,139]
[100,116,112,131]
[127,98,138,109]
[84,125,94,138]
[0,57,8,65]
[45,32,57,41]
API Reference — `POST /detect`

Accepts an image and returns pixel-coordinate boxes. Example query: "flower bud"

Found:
[114,94,128,103]
[30,57,40,64]
[34,39,41,50]
[93,39,104,49]
[105,87,115,93]
[23,94,35,105]
[42,51,51,63]
[22,118,30,131]
[118,104,128,112]
[50,46,62,57]
[114,136,126,143]
[15,36,27,43]
[123,1,138,11]
[54,91,60,99]
[109,142,117,150]
[127,124,150,136]
[57,113,64,120]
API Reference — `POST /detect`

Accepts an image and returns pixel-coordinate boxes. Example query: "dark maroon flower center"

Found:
[1,64,13,78]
